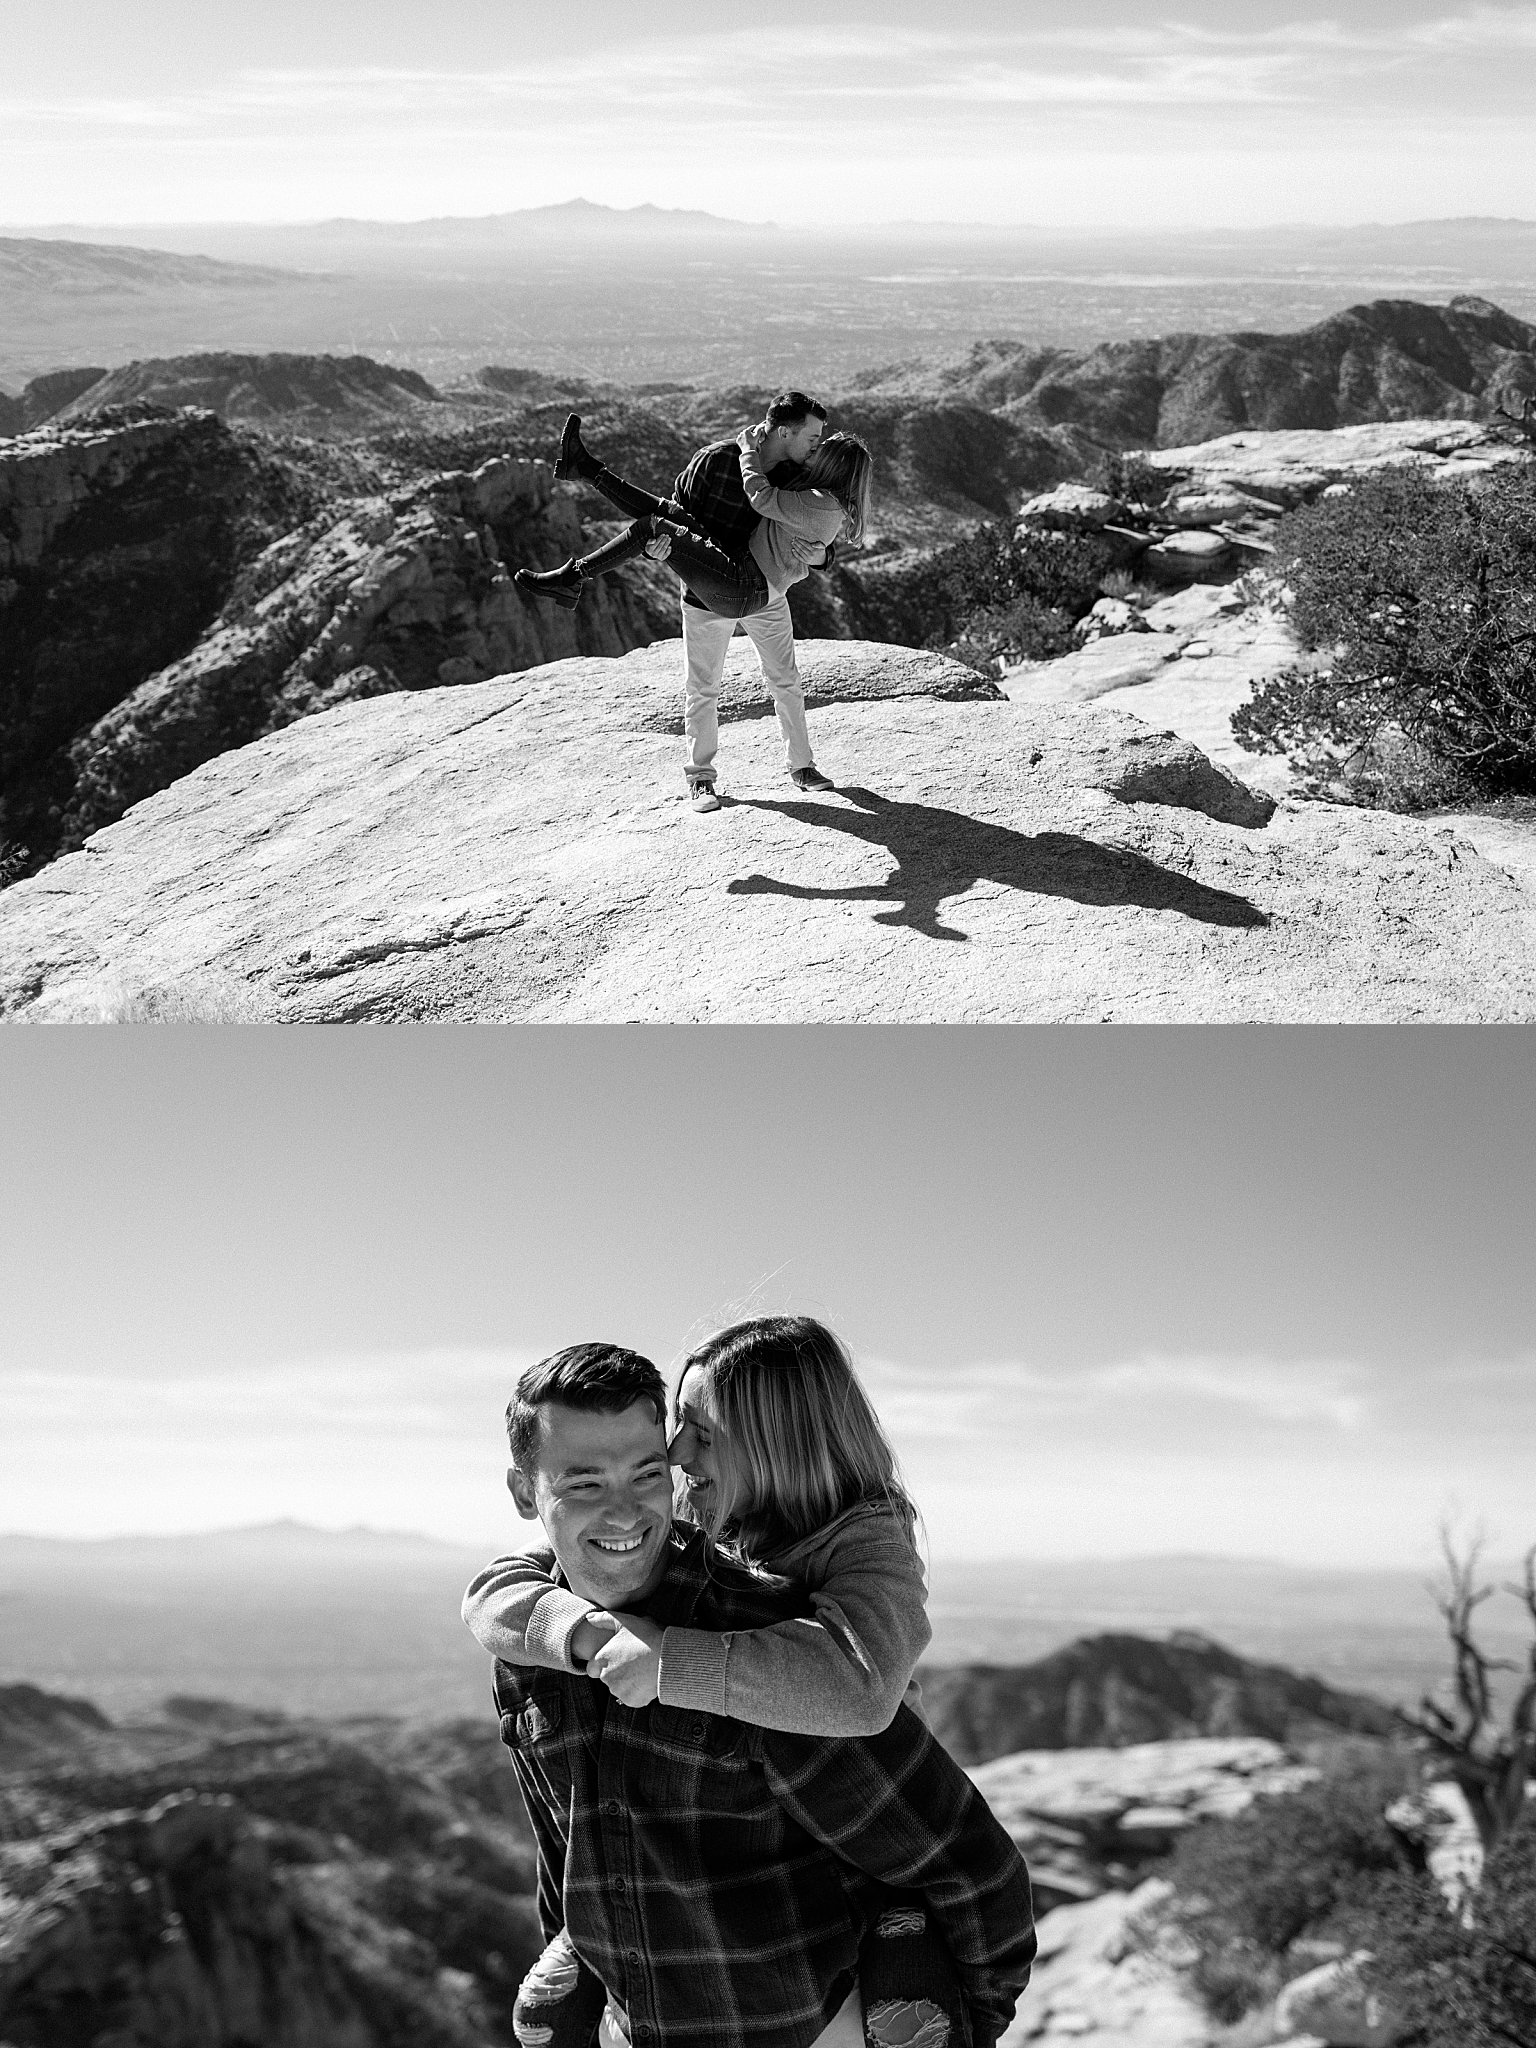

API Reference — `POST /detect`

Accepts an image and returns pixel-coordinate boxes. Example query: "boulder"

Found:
[4,639,1536,1023]
[1017,484,1126,532]
[1163,491,1257,528]
[1142,530,1236,584]
[1072,597,1149,643]
[1274,1954,1402,2048]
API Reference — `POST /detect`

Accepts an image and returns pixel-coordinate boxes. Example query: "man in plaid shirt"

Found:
[487,1345,1035,2048]
[665,391,838,812]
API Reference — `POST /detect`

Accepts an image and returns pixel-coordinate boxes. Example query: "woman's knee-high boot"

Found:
[512,520,654,609]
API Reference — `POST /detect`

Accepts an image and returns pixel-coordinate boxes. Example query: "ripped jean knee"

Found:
[514,1933,582,2048]
[865,2000,952,2048]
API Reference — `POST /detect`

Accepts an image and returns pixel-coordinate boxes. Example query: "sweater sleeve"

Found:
[657,1510,932,1734]
[461,1550,599,1672]
[738,438,844,545]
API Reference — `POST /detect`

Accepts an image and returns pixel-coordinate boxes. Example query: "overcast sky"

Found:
[2,1028,1531,1571]
[3,0,1533,227]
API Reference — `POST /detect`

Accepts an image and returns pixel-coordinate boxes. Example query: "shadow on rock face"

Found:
[728,786,1270,943]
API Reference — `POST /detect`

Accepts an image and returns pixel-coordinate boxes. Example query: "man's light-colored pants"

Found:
[681,592,814,785]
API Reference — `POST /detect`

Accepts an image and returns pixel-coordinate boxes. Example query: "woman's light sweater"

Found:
[460,1498,931,1737]
[738,435,846,597]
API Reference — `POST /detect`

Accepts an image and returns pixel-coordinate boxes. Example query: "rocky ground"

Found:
[4,637,1536,1021]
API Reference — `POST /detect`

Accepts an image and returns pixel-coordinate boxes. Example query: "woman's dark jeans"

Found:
[582,464,770,619]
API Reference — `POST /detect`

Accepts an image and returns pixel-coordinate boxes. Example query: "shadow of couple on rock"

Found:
[725,787,1268,943]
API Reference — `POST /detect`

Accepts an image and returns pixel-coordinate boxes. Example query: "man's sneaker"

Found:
[791,765,836,792]
[689,782,722,812]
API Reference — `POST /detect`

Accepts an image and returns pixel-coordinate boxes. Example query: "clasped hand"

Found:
[581,1609,664,1706]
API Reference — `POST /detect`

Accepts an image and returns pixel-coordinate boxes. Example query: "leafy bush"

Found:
[0,839,28,889]
[1094,450,1177,515]
[1356,1808,1536,2048]
[1233,461,1536,807]
[1149,1748,1422,2021]
[840,521,1111,674]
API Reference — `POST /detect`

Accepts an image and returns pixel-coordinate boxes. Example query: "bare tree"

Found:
[1397,1532,1536,1849]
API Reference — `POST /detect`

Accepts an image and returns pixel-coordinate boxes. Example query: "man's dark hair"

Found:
[506,1343,668,1475]
[766,390,828,429]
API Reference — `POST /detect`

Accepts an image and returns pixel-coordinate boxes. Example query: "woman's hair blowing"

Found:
[801,433,873,546]
[679,1314,915,1559]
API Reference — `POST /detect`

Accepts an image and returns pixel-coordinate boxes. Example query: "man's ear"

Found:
[506,1465,540,1520]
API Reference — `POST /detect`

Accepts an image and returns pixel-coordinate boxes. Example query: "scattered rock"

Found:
[1163,491,1257,528]
[1072,598,1149,643]
[1142,530,1235,583]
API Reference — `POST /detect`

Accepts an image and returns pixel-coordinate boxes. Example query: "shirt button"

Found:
[636,2029,652,2041]
[611,1876,627,1894]
[604,1801,622,1817]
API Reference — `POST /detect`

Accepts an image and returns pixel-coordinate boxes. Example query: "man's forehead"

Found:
[537,1396,666,1463]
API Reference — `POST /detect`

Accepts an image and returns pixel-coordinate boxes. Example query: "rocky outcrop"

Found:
[923,1634,1398,1768]
[0,1688,543,2048]
[0,367,109,437]
[4,639,1536,1023]
[1,408,319,864]
[55,352,442,429]
[971,1737,1321,1911]
[0,408,675,872]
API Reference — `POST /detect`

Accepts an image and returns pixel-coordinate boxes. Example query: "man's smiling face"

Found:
[508,1396,674,1607]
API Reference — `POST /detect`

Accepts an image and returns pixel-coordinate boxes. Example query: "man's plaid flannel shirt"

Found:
[672,441,808,559]
[493,1527,1035,2048]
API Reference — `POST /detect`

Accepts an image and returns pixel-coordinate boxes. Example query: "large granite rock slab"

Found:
[4,639,1536,1022]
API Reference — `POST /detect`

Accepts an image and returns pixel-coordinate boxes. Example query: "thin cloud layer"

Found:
[4,8,1532,223]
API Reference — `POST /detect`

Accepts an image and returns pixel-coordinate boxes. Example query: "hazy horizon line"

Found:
[1,1517,1518,1575]
[6,205,1536,238]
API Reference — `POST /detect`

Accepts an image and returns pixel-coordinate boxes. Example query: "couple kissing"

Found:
[514,398,873,814]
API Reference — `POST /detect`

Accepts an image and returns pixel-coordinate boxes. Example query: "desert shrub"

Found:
[1095,450,1176,514]
[1355,1808,1536,2048]
[1151,1748,1422,2021]
[840,520,1111,673]
[1233,461,1536,807]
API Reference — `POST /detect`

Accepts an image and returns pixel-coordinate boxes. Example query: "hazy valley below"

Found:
[5,211,1536,390]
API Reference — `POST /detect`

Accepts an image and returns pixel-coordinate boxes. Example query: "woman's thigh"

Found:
[664,529,769,617]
